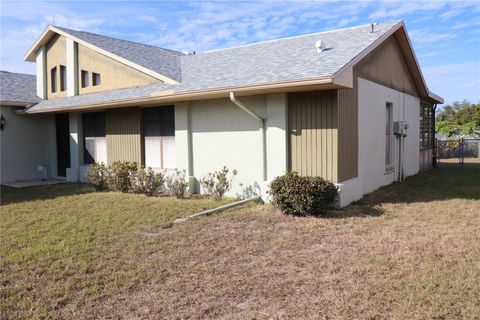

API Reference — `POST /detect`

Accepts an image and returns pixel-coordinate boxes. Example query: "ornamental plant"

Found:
[130,167,165,196]
[106,161,138,192]
[166,169,189,199]
[200,166,238,201]
[85,162,108,191]
[268,171,338,216]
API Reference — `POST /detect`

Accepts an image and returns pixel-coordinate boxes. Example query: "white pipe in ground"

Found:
[173,196,262,224]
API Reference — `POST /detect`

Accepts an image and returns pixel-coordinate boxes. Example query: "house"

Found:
[0,20,442,206]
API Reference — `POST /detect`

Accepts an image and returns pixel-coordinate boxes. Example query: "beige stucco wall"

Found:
[175,94,288,199]
[77,43,159,95]
[45,34,67,99]
[0,105,57,183]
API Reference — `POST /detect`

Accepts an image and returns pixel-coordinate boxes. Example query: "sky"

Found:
[0,0,479,106]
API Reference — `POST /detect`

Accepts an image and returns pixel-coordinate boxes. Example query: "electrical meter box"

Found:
[394,121,409,135]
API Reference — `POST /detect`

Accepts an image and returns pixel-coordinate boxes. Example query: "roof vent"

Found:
[315,40,326,53]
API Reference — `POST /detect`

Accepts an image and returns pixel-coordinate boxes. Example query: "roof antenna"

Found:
[52,14,55,26]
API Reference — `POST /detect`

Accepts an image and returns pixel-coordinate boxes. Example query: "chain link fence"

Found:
[436,138,480,167]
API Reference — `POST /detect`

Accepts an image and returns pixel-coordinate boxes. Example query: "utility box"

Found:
[394,121,409,136]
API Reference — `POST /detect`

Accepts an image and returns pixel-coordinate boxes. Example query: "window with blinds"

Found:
[143,106,175,169]
[82,112,107,164]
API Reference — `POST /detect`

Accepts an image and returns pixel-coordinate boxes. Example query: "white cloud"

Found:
[423,61,480,104]
[409,29,457,47]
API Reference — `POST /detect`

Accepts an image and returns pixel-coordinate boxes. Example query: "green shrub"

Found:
[166,170,188,199]
[130,167,165,196]
[106,161,138,192]
[268,172,338,216]
[200,166,238,201]
[84,162,108,190]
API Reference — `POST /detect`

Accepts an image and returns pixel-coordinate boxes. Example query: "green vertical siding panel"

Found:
[106,108,143,165]
[288,90,339,182]
[337,73,359,182]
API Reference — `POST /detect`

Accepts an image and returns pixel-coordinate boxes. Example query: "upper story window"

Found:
[81,70,89,88]
[60,65,67,91]
[51,66,57,93]
[92,72,101,86]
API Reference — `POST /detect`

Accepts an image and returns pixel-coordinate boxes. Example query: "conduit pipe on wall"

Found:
[229,92,267,181]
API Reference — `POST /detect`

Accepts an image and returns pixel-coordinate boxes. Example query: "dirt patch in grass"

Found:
[1,168,480,319]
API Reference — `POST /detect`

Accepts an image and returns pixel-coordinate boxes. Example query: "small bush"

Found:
[106,161,138,192]
[130,167,165,196]
[85,162,108,190]
[200,166,238,201]
[166,170,189,199]
[268,172,338,216]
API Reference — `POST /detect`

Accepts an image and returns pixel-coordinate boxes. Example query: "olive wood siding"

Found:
[337,74,359,182]
[288,90,338,182]
[355,36,418,97]
[106,108,144,164]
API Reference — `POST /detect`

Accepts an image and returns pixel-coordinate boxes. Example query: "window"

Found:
[51,67,57,93]
[385,102,393,169]
[82,112,106,164]
[420,102,433,150]
[60,65,67,91]
[81,70,89,88]
[143,106,175,169]
[92,72,101,86]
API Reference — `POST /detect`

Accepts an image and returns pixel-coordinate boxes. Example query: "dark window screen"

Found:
[83,112,106,164]
[143,106,175,137]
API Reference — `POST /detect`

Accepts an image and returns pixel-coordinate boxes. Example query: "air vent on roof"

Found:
[315,40,326,53]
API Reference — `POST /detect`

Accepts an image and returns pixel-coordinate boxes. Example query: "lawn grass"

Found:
[0,184,232,318]
[1,168,480,319]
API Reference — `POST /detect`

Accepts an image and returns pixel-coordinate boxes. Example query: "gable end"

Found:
[354,35,418,97]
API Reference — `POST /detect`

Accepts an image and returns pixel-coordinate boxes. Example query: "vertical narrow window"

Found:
[92,72,101,86]
[420,102,433,150]
[81,70,89,88]
[143,106,176,169]
[82,112,106,164]
[386,102,393,169]
[51,66,57,93]
[60,65,67,91]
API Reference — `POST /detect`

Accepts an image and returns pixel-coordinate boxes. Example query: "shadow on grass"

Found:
[324,167,480,219]
[0,183,95,205]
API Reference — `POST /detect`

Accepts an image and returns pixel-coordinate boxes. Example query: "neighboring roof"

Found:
[25,21,443,113]
[55,27,184,82]
[0,71,40,105]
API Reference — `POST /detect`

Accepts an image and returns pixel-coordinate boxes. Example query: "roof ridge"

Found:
[199,21,401,55]
[54,25,184,56]
[0,70,35,76]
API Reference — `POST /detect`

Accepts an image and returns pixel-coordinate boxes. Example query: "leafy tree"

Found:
[436,100,480,137]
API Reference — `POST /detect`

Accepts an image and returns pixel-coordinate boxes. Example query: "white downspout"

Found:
[229,92,267,181]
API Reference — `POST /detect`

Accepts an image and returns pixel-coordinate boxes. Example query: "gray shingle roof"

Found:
[0,71,40,104]
[27,22,400,112]
[56,26,184,82]
[177,22,396,92]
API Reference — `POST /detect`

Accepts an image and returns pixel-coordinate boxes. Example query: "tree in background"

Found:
[436,100,480,137]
